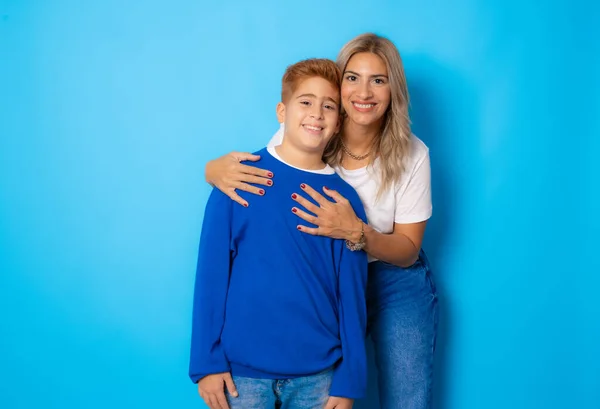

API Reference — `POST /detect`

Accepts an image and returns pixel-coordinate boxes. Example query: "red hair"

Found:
[281,58,342,103]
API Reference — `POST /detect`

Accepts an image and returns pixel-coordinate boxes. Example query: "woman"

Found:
[205,33,438,409]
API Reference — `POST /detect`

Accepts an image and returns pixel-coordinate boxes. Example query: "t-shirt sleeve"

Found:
[394,147,433,224]
[266,123,285,148]
[188,189,233,383]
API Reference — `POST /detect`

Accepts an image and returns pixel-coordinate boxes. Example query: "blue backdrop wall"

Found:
[1,1,598,408]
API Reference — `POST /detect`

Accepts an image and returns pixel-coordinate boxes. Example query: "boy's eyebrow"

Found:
[296,94,340,104]
[344,70,389,79]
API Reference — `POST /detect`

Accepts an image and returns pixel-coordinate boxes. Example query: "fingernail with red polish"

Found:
[297,226,302,230]
[243,203,248,207]
[291,194,297,199]
[259,189,264,195]
[267,172,273,178]
[324,186,329,190]
[292,208,297,213]
[267,180,273,186]
[300,184,306,189]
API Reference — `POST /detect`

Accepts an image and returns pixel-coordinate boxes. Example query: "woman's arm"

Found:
[291,185,425,267]
[205,152,273,207]
[361,221,426,267]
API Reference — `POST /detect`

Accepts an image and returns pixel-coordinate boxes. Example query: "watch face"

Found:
[345,239,365,251]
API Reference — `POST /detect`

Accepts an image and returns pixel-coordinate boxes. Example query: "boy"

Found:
[189,59,368,409]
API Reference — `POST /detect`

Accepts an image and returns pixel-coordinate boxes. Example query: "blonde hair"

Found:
[281,58,342,103]
[323,33,412,198]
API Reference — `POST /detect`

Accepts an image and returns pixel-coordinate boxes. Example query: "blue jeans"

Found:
[364,250,439,409]
[226,369,333,409]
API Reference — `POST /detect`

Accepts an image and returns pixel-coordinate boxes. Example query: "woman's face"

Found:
[341,52,391,128]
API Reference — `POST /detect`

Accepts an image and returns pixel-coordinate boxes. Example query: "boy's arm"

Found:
[189,189,234,383]
[330,201,369,399]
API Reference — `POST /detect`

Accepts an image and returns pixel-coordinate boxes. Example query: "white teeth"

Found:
[354,103,374,108]
[303,125,323,131]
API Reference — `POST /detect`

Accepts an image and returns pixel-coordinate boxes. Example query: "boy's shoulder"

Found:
[328,173,359,199]
[239,147,273,170]
[326,174,365,217]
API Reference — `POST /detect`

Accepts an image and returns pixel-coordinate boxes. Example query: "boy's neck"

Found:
[275,136,327,171]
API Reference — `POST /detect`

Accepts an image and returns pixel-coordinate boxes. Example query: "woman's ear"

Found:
[276,102,286,123]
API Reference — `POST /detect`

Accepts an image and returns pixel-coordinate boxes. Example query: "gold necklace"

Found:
[341,140,371,161]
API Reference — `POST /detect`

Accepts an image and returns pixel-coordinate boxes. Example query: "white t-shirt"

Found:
[267,124,432,237]
[267,145,335,175]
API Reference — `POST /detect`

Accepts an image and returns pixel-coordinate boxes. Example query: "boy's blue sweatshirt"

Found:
[189,147,368,399]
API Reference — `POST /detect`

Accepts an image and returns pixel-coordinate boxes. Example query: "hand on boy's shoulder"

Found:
[325,396,354,409]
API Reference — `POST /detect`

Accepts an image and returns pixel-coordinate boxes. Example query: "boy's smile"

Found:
[277,77,341,154]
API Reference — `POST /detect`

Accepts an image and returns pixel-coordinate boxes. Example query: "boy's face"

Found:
[276,77,341,154]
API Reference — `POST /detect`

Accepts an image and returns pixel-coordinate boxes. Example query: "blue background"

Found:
[1,1,598,408]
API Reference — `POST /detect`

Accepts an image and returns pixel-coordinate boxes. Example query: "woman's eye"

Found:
[374,78,386,84]
[346,75,357,82]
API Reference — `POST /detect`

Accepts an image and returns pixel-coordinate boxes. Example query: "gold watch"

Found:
[345,221,366,251]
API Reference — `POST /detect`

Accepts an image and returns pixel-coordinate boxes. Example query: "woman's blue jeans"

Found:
[363,250,439,409]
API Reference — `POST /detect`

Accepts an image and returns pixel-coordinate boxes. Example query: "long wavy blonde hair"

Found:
[323,33,412,198]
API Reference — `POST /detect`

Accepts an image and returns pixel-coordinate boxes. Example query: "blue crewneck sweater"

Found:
[189,147,368,399]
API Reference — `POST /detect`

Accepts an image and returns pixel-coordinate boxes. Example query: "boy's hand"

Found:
[324,396,354,409]
[198,372,238,409]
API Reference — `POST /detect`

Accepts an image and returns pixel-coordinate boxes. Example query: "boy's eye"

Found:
[300,101,311,106]
[324,104,336,111]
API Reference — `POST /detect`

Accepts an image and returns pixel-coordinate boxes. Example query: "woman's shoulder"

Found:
[386,134,430,191]
[408,134,430,164]
[391,133,429,178]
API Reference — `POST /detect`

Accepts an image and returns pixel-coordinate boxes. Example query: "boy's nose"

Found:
[310,107,324,119]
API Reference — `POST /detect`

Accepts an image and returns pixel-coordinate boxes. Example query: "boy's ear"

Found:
[334,114,342,134]
[276,102,286,123]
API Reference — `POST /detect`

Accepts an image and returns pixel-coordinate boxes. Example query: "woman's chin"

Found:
[346,113,383,128]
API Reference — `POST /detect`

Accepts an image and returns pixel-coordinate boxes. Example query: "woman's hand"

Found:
[205,151,273,207]
[291,184,363,242]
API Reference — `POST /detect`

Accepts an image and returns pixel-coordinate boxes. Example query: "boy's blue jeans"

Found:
[225,251,437,409]
[361,251,439,409]
[225,369,333,409]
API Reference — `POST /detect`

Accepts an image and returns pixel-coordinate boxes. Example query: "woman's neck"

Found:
[342,117,381,153]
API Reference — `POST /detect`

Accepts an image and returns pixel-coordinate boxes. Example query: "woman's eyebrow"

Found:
[344,70,389,79]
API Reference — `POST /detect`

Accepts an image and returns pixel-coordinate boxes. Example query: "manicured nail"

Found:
[267,180,273,186]
[300,183,306,189]
[324,186,329,190]
[259,189,264,195]
[292,208,297,213]
[297,226,302,230]
[267,172,273,178]
[243,203,248,207]
[291,193,297,199]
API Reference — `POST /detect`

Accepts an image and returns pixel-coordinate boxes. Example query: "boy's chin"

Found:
[299,138,331,152]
